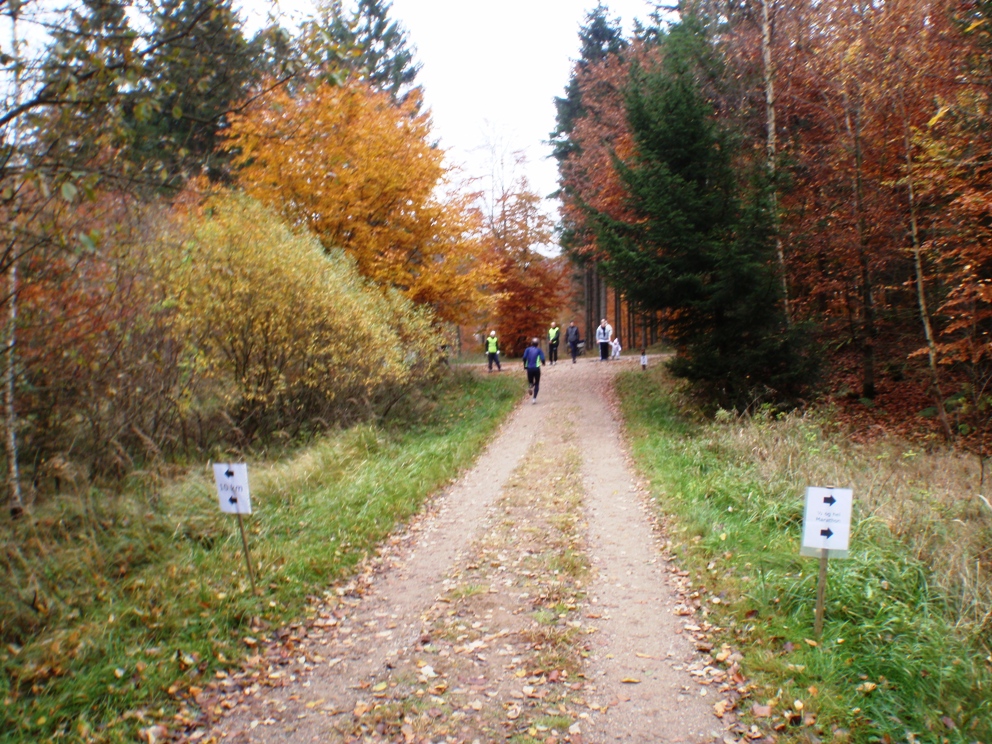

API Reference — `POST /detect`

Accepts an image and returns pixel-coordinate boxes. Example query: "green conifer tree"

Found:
[304,0,420,105]
[592,16,817,409]
[551,3,627,164]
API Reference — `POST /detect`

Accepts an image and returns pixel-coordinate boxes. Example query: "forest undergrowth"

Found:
[0,370,523,743]
[618,367,992,744]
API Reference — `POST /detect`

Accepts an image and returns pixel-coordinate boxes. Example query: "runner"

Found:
[521,337,546,404]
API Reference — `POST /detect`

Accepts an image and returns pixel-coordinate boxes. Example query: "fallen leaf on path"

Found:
[139,725,169,744]
[621,678,641,684]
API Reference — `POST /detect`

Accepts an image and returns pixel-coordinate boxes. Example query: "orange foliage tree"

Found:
[482,174,569,356]
[226,80,495,326]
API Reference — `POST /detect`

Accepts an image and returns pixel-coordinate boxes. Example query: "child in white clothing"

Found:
[611,337,622,360]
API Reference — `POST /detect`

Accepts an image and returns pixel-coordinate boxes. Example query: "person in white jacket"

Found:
[595,319,613,361]
[611,336,622,360]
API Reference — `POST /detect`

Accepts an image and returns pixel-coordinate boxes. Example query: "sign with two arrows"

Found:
[213,463,252,515]
[212,462,257,593]
[801,486,852,559]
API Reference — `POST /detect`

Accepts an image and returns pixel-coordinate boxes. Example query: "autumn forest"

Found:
[4,0,992,513]
[558,0,992,445]
[0,0,573,521]
[2,0,992,739]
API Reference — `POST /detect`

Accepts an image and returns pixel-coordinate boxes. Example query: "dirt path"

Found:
[199,358,731,744]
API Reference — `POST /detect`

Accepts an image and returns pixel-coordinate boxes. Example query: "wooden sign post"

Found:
[801,486,853,636]
[213,463,257,595]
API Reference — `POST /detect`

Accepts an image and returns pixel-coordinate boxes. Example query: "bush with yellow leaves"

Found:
[158,191,440,444]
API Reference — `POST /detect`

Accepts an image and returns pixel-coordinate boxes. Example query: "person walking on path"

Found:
[548,321,561,365]
[565,321,581,363]
[522,337,546,404]
[595,319,613,361]
[485,330,501,372]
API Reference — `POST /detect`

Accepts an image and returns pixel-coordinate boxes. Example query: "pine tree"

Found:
[304,0,420,105]
[591,17,816,409]
[131,0,262,185]
[551,3,627,164]
[35,0,264,189]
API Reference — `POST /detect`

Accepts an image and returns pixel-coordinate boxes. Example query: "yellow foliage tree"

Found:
[227,81,495,326]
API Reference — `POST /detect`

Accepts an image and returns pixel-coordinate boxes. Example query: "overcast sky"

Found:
[253,0,656,223]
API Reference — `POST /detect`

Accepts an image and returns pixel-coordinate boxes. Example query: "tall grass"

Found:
[0,370,522,743]
[618,369,992,744]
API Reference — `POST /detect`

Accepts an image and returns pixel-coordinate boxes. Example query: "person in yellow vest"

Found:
[484,330,501,372]
[547,321,561,365]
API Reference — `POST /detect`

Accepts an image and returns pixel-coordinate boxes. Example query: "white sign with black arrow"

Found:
[211,462,257,593]
[801,486,853,559]
[213,463,252,515]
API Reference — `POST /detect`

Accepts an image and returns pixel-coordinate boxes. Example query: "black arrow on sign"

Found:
[820,528,833,538]
[823,494,836,506]
[225,468,235,478]
[229,495,238,504]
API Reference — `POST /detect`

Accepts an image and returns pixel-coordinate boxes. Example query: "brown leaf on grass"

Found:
[353,702,370,717]
[941,716,956,730]
[713,699,732,718]
[803,639,818,647]
[752,704,773,718]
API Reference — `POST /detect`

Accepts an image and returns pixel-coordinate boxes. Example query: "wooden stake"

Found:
[814,548,829,636]
[236,512,257,595]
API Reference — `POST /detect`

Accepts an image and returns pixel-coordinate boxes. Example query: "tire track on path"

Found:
[209,390,544,743]
[571,361,718,742]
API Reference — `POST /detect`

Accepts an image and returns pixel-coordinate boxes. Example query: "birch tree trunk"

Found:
[5,263,22,518]
[904,127,953,439]
[5,2,24,518]
[761,0,791,324]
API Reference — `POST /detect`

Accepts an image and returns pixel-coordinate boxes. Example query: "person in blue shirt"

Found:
[521,337,546,404]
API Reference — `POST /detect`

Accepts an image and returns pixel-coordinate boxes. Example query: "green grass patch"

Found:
[1,369,522,743]
[617,369,992,744]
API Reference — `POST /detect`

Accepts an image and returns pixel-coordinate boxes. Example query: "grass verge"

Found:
[617,368,992,744]
[1,369,523,743]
